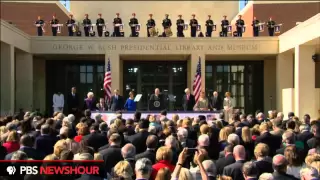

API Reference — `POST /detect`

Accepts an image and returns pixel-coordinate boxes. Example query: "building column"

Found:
[33,58,46,112]
[16,51,33,111]
[276,52,294,112]
[189,54,205,94]
[106,54,122,94]
[264,59,276,112]
[0,42,15,115]
[294,45,316,119]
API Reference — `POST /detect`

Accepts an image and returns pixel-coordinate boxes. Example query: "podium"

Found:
[148,94,164,111]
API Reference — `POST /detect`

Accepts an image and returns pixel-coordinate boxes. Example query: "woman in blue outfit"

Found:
[124,91,136,111]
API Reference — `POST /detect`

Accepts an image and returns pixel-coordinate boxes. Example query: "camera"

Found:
[312,54,319,62]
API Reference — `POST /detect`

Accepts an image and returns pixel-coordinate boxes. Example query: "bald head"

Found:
[121,143,136,159]
[198,134,210,147]
[233,145,246,160]
[273,154,287,173]
[146,135,158,149]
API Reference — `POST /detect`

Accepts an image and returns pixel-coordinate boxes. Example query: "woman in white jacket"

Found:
[53,92,64,113]
[223,92,233,123]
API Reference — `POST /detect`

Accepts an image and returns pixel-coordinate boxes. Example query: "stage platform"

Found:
[91,111,220,125]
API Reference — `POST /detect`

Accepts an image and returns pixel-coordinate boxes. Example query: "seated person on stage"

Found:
[148,88,164,111]
[210,91,223,111]
[193,91,209,111]
[96,97,107,111]
[124,91,136,111]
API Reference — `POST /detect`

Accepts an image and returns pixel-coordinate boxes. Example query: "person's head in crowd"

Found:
[139,118,149,131]
[35,119,45,131]
[20,118,32,135]
[11,150,28,160]
[148,126,157,134]
[172,114,179,123]
[156,146,173,163]
[149,115,156,123]
[242,161,258,180]
[302,114,311,125]
[259,173,274,180]
[121,143,136,160]
[177,119,183,128]
[135,158,153,180]
[227,133,240,147]
[74,152,93,161]
[310,160,320,173]
[94,114,102,124]
[247,114,254,122]
[7,130,19,142]
[178,168,193,180]
[45,118,55,128]
[177,127,188,143]
[272,154,288,173]
[94,153,102,160]
[77,141,94,156]
[76,122,89,136]
[282,130,295,146]
[126,118,134,127]
[53,139,67,157]
[288,112,295,119]
[60,149,74,160]
[20,134,35,148]
[256,112,264,121]
[115,110,122,120]
[233,145,246,161]
[240,114,247,121]
[305,153,320,167]
[109,133,121,147]
[182,118,191,128]
[219,126,232,142]
[241,126,252,143]
[146,135,158,150]
[224,145,234,157]
[272,118,282,130]
[311,122,320,138]
[252,124,261,137]
[134,111,141,122]
[84,109,91,118]
[160,110,167,117]
[200,124,210,135]
[56,113,65,121]
[40,124,50,136]
[198,134,210,147]
[300,167,318,180]
[155,167,171,180]
[215,120,223,129]
[277,112,284,120]
[254,143,269,160]
[99,122,108,133]
[202,160,216,178]
[89,123,100,133]
[165,135,178,149]
[299,124,310,133]
[59,126,70,139]
[107,128,118,139]
[284,145,304,168]
[259,123,269,134]
[286,120,296,131]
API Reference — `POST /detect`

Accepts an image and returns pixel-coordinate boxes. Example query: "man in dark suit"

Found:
[127,119,150,154]
[307,121,320,149]
[182,88,195,111]
[109,89,124,111]
[253,143,273,177]
[67,87,79,115]
[210,91,222,111]
[96,97,108,111]
[272,154,299,180]
[276,131,305,158]
[35,124,58,156]
[82,124,108,152]
[135,135,158,164]
[177,128,196,168]
[297,124,313,149]
[216,145,235,175]
[255,123,281,156]
[148,88,165,111]
[5,134,45,160]
[99,133,123,174]
[223,145,246,180]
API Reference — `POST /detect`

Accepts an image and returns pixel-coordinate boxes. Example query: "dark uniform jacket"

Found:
[267,20,276,28]
[176,19,184,28]
[221,19,229,28]
[129,18,139,26]
[162,18,172,28]
[113,17,122,25]
[252,20,260,28]
[236,19,245,28]
[83,18,92,25]
[147,19,156,27]
[96,18,105,26]
[189,18,198,27]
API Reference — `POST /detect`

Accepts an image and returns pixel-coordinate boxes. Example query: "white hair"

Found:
[60,126,69,136]
[259,173,274,180]
[74,153,93,160]
[184,88,190,93]
[177,128,188,139]
[67,114,75,123]
[277,112,284,119]
[135,158,153,176]
[165,135,178,148]
[87,92,94,98]
[227,133,240,146]
[148,126,157,134]
[198,134,210,146]
[300,167,318,179]
[202,160,216,177]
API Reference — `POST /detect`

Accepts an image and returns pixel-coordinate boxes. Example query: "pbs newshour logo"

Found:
[7,166,16,175]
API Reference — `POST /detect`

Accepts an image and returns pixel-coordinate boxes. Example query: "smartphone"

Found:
[187,148,198,154]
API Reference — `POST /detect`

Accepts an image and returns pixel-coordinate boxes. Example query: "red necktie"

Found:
[187,95,189,100]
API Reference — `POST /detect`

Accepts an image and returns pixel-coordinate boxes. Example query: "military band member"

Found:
[235,15,245,37]
[162,14,172,37]
[50,14,59,36]
[96,13,105,37]
[205,15,214,37]
[221,15,229,37]
[35,16,45,36]
[252,16,260,37]
[189,14,198,37]
[83,14,92,37]
[66,14,75,36]
[113,13,122,37]
[176,15,184,37]
[267,17,276,36]
[129,13,139,37]
[146,14,156,37]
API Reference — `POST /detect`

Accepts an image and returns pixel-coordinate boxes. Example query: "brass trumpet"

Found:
[72,24,76,32]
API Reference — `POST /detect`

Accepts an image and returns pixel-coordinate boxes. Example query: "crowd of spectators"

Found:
[0,109,319,180]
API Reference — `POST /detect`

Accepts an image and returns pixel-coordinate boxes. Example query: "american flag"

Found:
[104,58,112,103]
[193,57,202,102]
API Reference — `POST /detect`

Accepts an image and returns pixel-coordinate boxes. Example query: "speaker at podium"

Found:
[148,93,165,111]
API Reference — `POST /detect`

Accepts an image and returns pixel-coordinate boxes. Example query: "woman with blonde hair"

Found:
[2,131,20,153]
[241,126,254,160]
[151,146,175,179]
[155,167,171,180]
[74,122,89,142]
[113,161,133,180]
[53,139,67,157]
[219,127,232,151]
[223,92,233,122]
[193,91,209,111]
[284,145,305,179]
